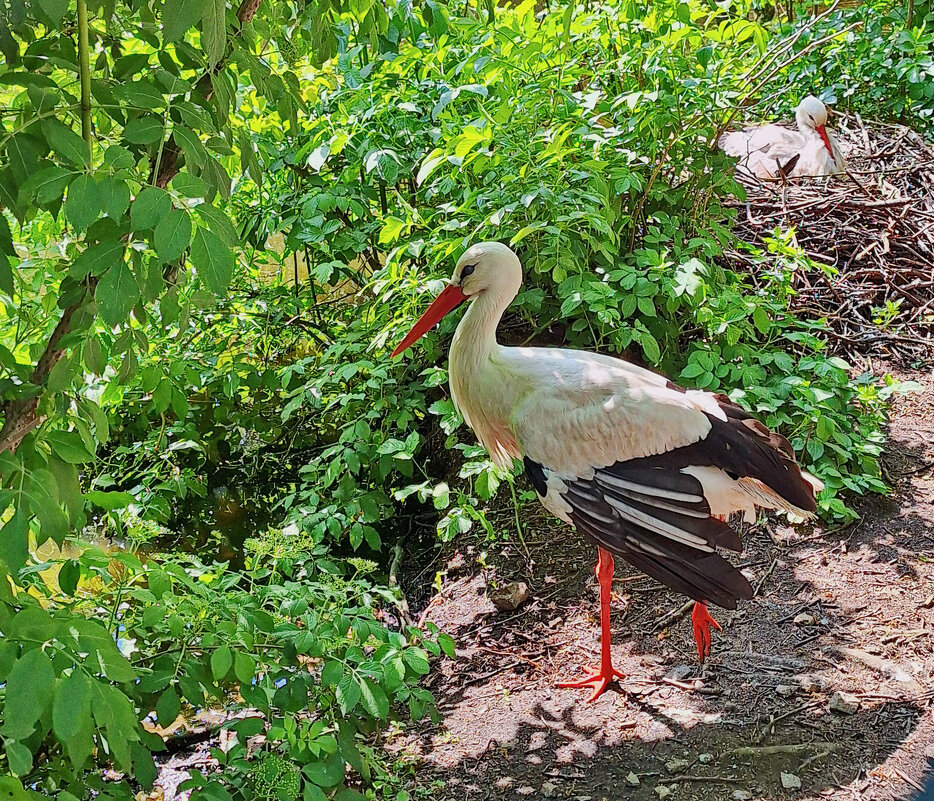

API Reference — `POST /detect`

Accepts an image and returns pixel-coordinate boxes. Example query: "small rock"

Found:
[781,772,802,790]
[489,581,530,612]
[698,753,714,765]
[541,781,558,798]
[516,786,536,796]
[667,664,692,681]
[625,772,640,787]
[829,691,859,715]
[665,758,689,774]
[731,792,753,801]
[793,612,817,626]
[654,787,673,799]
[776,684,799,697]
[796,673,826,693]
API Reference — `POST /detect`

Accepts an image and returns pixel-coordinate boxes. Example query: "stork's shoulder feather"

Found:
[501,346,720,475]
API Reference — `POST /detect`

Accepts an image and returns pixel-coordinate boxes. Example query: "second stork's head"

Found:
[795,95,835,158]
[391,242,522,357]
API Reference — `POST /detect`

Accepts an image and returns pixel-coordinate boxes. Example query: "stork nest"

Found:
[721,112,934,365]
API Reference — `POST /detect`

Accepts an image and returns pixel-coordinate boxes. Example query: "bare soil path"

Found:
[401,368,934,801]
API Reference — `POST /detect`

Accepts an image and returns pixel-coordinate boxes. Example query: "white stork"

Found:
[392,242,823,701]
[719,95,845,180]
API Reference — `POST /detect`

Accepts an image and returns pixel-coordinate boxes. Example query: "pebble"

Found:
[667,664,692,681]
[776,683,799,697]
[654,787,673,799]
[625,772,640,787]
[731,792,753,801]
[781,772,802,790]
[665,758,689,774]
[698,753,714,764]
[793,612,817,626]
[489,581,530,612]
[829,691,859,715]
[797,673,826,692]
[541,781,558,797]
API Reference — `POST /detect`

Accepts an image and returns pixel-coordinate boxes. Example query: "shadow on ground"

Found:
[398,368,934,801]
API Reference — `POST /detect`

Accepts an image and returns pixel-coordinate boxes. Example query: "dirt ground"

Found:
[399,367,934,801]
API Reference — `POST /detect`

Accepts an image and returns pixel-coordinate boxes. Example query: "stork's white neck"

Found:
[447,282,522,467]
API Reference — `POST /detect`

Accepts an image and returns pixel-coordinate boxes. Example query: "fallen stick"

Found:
[728,742,839,757]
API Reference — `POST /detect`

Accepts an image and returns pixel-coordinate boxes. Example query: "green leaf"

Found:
[84,337,105,374]
[58,559,81,595]
[42,120,90,166]
[163,0,208,42]
[320,659,343,687]
[194,203,239,247]
[66,619,137,682]
[90,681,140,771]
[191,226,233,295]
[153,209,191,262]
[104,145,136,169]
[302,751,345,788]
[233,651,255,684]
[359,677,389,720]
[211,644,232,681]
[22,166,72,205]
[201,0,227,65]
[124,116,165,146]
[0,213,14,256]
[46,430,95,464]
[752,306,771,335]
[97,176,131,219]
[403,647,430,676]
[36,0,69,24]
[156,687,181,726]
[65,174,100,231]
[335,674,360,715]
[85,490,135,510]
[437,633,456,658]
[131,187,172,230]
[2,647,55,739]
[4,740,32,777]
[0,256,13,298]
[53,670,92,741]
[97,261,140,325]
[71,239,125,280]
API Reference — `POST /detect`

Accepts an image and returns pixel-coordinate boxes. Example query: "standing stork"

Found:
[719,95,845,180]
[392,243,822,701]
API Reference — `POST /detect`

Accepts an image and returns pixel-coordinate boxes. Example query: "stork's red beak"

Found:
[391,284,467,357]
[815,124,834,159]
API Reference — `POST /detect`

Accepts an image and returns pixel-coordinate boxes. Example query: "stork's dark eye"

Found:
[460,263,476,281]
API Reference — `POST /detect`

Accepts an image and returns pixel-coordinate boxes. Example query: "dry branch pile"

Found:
[722,113,934,364]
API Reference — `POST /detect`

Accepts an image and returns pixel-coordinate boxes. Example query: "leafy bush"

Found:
[0,0,926,797]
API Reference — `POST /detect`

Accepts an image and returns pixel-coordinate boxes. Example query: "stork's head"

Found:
[795,95,835,158]
[391,241,522,357]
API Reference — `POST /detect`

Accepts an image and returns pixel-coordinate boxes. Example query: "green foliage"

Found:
[0,0,927,797]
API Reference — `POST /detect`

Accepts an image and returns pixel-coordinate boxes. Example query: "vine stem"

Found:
[76,0,93,146]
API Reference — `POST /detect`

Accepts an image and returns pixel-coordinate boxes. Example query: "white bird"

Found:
[719,95,845,180]
[392,242,823,701]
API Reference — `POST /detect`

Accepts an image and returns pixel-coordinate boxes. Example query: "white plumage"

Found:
[393,241,823,698]
[720,95,845,180]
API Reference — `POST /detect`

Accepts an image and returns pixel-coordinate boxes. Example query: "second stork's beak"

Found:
[815,124,835,159]
[391,283,468,357]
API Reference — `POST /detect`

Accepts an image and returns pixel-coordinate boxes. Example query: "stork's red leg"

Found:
[691,601,721,662]
[558,547,624,701]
